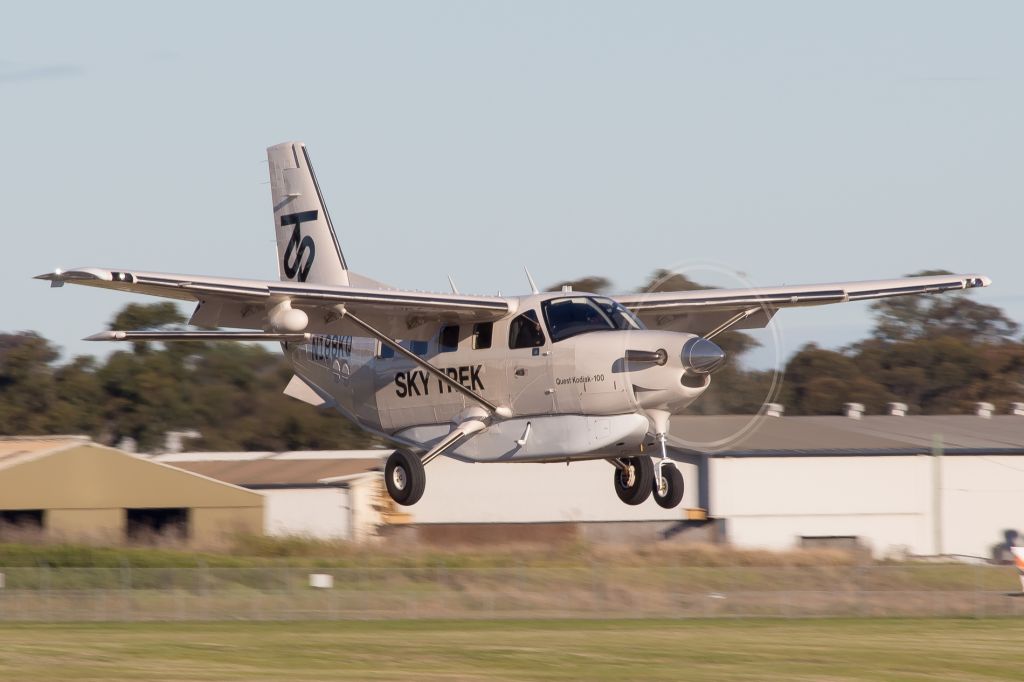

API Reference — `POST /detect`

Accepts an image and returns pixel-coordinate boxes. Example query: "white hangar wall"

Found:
[942,456,1024,559]
[710,454,1024,559]
[261,487,352,539]
[407,456,701,523]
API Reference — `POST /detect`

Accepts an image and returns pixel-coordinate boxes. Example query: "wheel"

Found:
[385,449,426,506]
[652,462,684,509]
[613,456,654,505]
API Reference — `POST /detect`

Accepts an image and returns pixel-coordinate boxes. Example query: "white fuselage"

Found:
[286,292,710,462]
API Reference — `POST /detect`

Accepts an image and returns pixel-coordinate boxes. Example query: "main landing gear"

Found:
[610,456,684,508]
[613,456,654,505]
[610,431,685,509]
[385,449,426,506]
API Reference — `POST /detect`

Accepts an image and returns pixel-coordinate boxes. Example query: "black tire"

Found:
[385,449,426,506]
[652,463,684,509]
[613,456,654,505]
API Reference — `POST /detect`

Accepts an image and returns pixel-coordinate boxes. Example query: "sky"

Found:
[3,1,1022,370]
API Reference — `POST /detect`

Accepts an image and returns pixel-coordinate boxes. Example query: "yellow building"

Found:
[0,437,263,546]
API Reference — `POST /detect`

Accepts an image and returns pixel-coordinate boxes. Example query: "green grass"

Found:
[1,618,1022,681]
[0,538,862,569]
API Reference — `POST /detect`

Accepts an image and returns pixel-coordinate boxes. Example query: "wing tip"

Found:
[84,331,122,342]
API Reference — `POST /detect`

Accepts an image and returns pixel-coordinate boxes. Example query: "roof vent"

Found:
[164,429,202,454]
[844,402,865,420]
[765,403,784,418]
[1011,402,1024,416]
[976,402,994,419]
[887,402,908,417]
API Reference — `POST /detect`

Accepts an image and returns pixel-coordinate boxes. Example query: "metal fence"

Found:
[1,564,1023,621]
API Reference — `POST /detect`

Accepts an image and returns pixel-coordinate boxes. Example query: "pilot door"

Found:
[505,310,555,414]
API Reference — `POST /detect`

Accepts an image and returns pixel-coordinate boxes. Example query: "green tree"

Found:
[870,270,1019,343]
[545,276,611,294]
[780,344,891,415]
[782,270,1024,415]
[0,333,64,434]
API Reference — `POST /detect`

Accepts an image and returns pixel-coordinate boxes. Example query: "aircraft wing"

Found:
[35,267,512,340]
[612,273,991,336]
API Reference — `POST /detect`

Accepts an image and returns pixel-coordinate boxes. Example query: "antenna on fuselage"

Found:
[447,274,460,294]
[524,267,539,295]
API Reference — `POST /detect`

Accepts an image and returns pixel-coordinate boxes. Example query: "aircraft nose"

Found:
[682,337,726,374]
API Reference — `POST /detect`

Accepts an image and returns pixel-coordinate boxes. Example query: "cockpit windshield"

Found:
[541,296,645,342]
[593,297,644,332]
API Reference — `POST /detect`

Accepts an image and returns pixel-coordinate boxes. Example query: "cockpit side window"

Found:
[508,310,546,349]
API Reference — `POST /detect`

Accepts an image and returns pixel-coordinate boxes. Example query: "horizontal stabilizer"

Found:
[85,330,311,342]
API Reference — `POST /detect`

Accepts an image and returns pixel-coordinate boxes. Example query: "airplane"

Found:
[36,141,991,508]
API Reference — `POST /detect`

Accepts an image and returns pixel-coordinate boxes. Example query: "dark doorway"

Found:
[125,508,189,542]
[0,510,44,535]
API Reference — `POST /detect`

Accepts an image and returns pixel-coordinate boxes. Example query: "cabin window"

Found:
[378,341,395,359]
[409,340,429,356]
[509,310,545,349]
[439,325,460,352]
[473,322,493,350]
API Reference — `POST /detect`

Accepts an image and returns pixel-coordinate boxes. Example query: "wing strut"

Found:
[85,330,311,342]
[703,306,764,340]
[421,419,487,465]
[334,305,507,416]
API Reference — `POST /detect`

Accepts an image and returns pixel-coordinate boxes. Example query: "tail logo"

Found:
[281,210,318,282]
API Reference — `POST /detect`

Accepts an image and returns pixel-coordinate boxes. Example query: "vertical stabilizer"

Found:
[267,141,349,286]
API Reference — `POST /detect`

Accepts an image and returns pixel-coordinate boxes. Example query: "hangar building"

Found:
[156,415,1023,558]
[0,436,263,545]
[154,450,388,542]
[9,413,1020,559]
[400,414,1024,558]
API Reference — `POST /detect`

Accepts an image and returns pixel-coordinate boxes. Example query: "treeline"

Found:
[0,303,375,452]
[1,271,1021,451]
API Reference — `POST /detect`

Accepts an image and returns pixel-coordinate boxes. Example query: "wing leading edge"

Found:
[612,273,991,335]
[35,267,513,340]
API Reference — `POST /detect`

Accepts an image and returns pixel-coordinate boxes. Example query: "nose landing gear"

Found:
[652,461,684,509]
[651,431,684,509]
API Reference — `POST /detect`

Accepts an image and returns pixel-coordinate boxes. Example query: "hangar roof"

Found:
[669,415,1024,456]
[0,436,91,471]
[0,436,262,510]
[168,458,381,488]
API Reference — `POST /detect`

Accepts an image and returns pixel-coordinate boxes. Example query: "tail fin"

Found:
[267,141,349,286]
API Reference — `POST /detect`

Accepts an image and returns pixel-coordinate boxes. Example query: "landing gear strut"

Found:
[385,449,426,506]
[652,462,684,509]
[651,432,684,509]
[613,456,654,505]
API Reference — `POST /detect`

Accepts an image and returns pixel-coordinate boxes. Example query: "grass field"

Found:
[1,618,1022,681]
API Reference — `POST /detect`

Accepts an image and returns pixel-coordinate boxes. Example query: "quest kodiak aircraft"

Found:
[37,142,991,508]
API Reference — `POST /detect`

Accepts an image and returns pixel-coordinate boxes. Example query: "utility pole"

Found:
[932,433,944,556]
